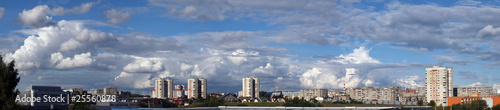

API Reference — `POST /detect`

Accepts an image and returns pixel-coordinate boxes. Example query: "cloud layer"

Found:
[2,0,500,93]
[103,9,133,24]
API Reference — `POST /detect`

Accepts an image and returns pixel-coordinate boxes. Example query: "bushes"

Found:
[284,97,321,107]
[197,97,225,107]
[446,99,489,110]
[427,100,436,107]
[492,104,500,110]
[236,103,248,106]
[417,100,423,106]
[350,99,363,104]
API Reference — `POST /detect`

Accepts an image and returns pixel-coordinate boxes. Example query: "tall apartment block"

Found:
[155,78,173,99]
[239,77,260,98]
[188,78,207,99]
[425,66,453,106]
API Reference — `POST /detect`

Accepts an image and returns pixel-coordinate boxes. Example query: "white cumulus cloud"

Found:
[50,52,94,69]
[335,46,380,64]
[16,2,97,28]
[123,58,165,73]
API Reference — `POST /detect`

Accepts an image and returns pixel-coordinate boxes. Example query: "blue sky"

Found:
[1,0,500,94]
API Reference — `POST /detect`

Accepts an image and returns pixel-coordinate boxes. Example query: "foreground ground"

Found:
[187,102,418,107]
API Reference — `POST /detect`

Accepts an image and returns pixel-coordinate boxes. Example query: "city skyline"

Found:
[1,0,500,95]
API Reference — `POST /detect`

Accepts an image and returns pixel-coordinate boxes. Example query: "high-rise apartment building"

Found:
[239,77,260,98]
[425,66,453,106]
[155,78,173,99]
[188,78,207,99]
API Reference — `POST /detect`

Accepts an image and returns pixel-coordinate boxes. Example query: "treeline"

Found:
[283,97,322,107]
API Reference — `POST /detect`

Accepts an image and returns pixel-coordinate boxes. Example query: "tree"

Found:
[198,97,224,107]
[284,97,318,107]
[492,104,500,110]
[310,98,318,103]
[417,100,423,106]
[0,55,24,110]
[259,91,267,97]
[469,99,488,110]
[451,104,461,110]
[427,100,436,107]
[349,99,362,104]
[448,99,489,110]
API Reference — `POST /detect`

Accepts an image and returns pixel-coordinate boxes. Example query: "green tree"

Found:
[198,97,224,107]
[349,99,362,104]
[492,104,500,110]
[427,100,436,107]
[310,98,318,103]
[451,104,461,110]
[0,56,24,110]
[448,99,489,110]
[259,91,267,97]
[284,97,318,107]
[417,100,423,106]
[468,99,488,110]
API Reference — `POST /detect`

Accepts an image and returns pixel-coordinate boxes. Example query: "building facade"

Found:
[417,87,427,101]
[173,85,187,98]
[454,87,498,97]
[300,89,328,101]
[187,78,207,99]
[155,78,173,99]
[103,87,117,95]
[346,87,377,101]
[379,86,401,101]
[63,88,83,94]
[282,91,301,99]
[328,89,350,101]
[346,86,401,101]
[425,66,453,106]
[94,89,104,95]
[118,91,131,98]
[239,77,260,98]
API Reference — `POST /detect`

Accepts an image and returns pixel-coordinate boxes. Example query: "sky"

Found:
[1,0,500,95]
